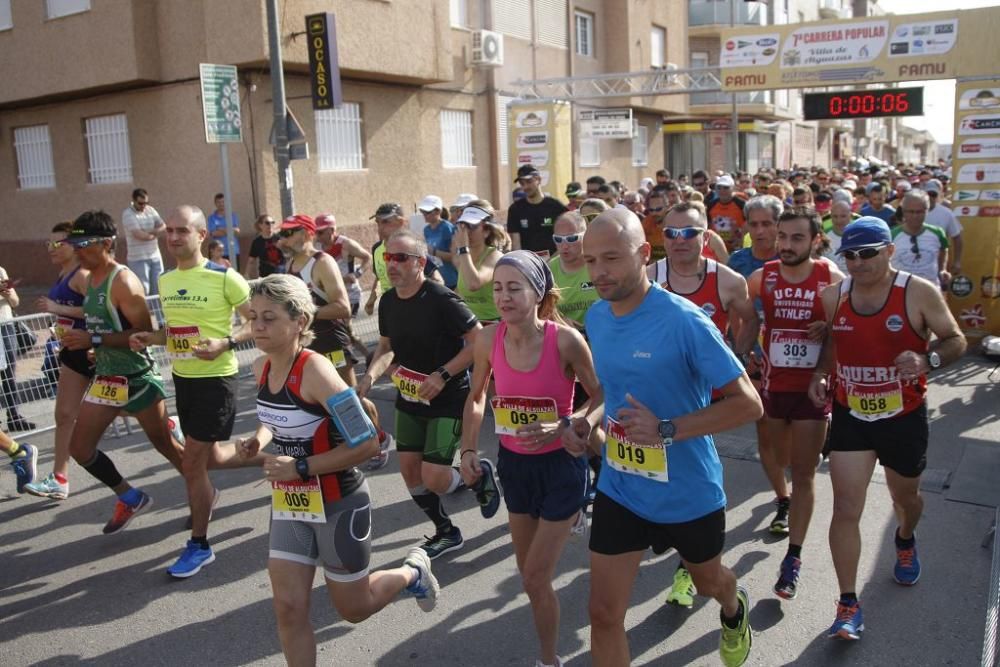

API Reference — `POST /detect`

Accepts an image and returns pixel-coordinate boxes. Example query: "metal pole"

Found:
[730,0,740,171]
[220,143,237,269]
[266,0,294,218]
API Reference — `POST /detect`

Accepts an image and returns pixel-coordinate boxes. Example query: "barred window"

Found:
[84,114,132,184]
[441,109,474,168]
[14,125,56,189]
[575,11,594,57]
[316,103,365,172]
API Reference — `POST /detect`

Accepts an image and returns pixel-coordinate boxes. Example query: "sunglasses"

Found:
[278,227,302,238]
[663,226,703,240]
[647,205,666,213]
[383,251,421,263]
[581,212,600,222]
[692,181,706,188]
[46,240,68,250]
[68,237,108,249]
[910,236,920,260]
[842,246,884,261]
[552,233,582,244]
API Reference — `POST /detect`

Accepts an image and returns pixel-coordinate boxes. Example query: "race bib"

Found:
[491,396,558,435]
[166,325,201,360]
[391,366,429,405]
[54,317,75,340]
[271,477,326,523]
[605,416,668,483]
[845,380,904,421]
[86,375,129,407]
[326,349,347,369]
[768,329,821,368]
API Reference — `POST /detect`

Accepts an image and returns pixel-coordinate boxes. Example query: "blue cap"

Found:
[837,217,892,254]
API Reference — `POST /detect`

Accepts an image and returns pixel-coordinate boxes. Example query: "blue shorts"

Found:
[496,445,588,522]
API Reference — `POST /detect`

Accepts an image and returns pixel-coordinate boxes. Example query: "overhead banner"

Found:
[507,101,572,196]
[949,78,1000,338]
[719,7,1000,92]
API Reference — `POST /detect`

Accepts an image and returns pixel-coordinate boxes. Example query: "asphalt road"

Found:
[2,355,997,666]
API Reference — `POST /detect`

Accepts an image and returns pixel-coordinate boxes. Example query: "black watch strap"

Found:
[436,366,452,382]
[295,457,310,481]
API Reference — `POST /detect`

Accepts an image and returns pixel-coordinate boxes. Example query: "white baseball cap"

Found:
[716,174,735,188]
[450,193,478,209]
[418,195,443,212]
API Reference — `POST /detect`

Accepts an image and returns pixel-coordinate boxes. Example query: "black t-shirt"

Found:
[250,235,284,277]
[506,196,568,256]
[378,280,478,417]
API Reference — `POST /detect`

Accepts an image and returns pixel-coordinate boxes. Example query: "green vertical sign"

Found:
[199,63,242,143]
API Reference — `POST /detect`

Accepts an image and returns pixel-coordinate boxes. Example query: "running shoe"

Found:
[893,538,921,586]
[167,415,184,444]
[828,598,864,640]
[10,443,37,493]
[102,490,153,534]
[475,458,501,519]
[24,472,68,500]
[419,527,464,560]
[719,586,752,667]
[774,555,801,600]
[403,546,439,612]
[366,432,393,471]
[570,509,587,538]
[665,566,696,608]
[184,487,222,530]
[769,497,791,536]
[167,540,216,578]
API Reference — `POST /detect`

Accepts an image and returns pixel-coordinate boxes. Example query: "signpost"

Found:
[199,64,241,266]
[305,13,343,110]
[578,109,633,139]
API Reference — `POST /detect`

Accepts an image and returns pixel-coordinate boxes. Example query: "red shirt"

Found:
[760,260,831,393]
[832,271,927,420]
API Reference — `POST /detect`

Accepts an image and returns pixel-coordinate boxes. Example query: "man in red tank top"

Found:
[808,217,966,641]
[748,206,844,602]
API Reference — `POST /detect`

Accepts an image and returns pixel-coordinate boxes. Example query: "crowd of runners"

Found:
[3,160,968,667]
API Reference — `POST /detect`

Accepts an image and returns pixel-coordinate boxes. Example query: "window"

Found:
[690,51,709,69]
[0,0,12,30]
[579,135,600,167]
[493,0,531,40]
[574,11,594,57]
[450,0,467,28]
[316,103,365,171]
[632,124,649,167]
[776,88,789,108]
[46,0,89,19]
[534,0,567,48]
[650,25,666,68]
[441,109,474,167]
[84,114,132,184]
[497,95,515,165]
[13,125,56,189]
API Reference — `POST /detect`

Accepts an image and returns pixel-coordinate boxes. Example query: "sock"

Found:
[895,528,915,549]
[777,495,790,505]
[787,544,802,560]
[191,535,210,549]
[118,487,142,506]
[721,597,745,629]
[409,485,452,534]
[839,592,858,604]
[377,428,386,443]
[445,467,464,494]
[83,450,125,489]
[54,473,68,484]
[6,442,21,458]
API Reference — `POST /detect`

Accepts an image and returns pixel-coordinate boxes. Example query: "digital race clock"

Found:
[802,88,924,121]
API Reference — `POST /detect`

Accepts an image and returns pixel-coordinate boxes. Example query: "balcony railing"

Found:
[691,89,772,105]
[689,0,767,27]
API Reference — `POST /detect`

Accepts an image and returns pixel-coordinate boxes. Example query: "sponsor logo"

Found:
[258,409,290,423]
[885,314,904,332]
[762,47,776,56]
[895,26,909,38]
[632,350,652,359]
[702,303,717,318]
[960,303,986,328]
[890,42,909,55]
[950,275,973,298]
[935,23,954,34]
[957,206,979,216]
[757,37,777,47]
[516,132,548,148]
[955,190,980,200]
[726,40,736,51]
[982,277,1000,299]
[913,26,931,36]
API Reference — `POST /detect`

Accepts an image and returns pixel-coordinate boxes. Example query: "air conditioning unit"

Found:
[471,30,504,67]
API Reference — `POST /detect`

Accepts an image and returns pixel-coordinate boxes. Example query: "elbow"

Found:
[744,391,764,422]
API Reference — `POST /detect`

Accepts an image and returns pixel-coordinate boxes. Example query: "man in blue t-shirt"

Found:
[206,193,241,268]
[564,208,762,667]
[419,195,458,288]
[859,183,895,225]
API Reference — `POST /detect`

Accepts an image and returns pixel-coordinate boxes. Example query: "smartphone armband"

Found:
[325,388,377,448]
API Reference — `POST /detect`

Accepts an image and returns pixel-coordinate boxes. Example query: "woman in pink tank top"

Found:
[458,250,602,667]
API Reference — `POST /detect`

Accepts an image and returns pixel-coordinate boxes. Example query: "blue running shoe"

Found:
[774,555,801,600]
[828,599,864,640]
[167,540,216,578]
[11,443,38,494]
[475,458,501,519]
[404,547,439,612]
[893,539,921,586]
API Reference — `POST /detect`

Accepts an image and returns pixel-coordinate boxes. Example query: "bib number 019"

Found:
[616,442,646,465]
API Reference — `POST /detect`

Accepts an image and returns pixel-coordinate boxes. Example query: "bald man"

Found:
[564,208,762,666]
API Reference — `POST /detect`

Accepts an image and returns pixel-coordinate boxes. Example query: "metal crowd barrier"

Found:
[2,294,381,439]
[985,508,1000,667]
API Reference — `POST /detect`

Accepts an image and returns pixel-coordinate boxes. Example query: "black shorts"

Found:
[497,445,588,521]
[829,402,928,478]
[173,373,238,443]
[309,320,358,368]
[58,347,95,379]
[589,492,725,564]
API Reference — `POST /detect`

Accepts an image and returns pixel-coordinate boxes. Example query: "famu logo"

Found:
[885,314,904,332]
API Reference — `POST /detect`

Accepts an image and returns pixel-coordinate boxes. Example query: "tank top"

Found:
[256,349,364,502]
[48,265,86,331]
[548,255,598,329]
[373,241,391,292]
[832,271,927,421]
[660,258,729,336]
[288,252,351,348]
[759,259,831,393]
[456,248,499,322]
[325,235,361,305]
[84,264,155,377]
[702,234,718,261]
[490,321,574,455]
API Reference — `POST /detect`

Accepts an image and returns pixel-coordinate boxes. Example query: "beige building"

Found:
[0,0,683,286]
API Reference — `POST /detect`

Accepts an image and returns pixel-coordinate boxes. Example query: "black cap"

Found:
[370,203,403,220]
[515,164,540,182]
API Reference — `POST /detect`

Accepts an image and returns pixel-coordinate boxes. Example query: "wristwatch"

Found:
[435,366,452,382]
[226,335,236,350]
[927,350,942,370]
[91,334,103,348]
[560,415,573,430]
[658,419,676,442]
[295,457,311,482]
[457,246,471,255]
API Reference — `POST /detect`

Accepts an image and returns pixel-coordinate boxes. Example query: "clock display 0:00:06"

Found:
[830,92,910,116]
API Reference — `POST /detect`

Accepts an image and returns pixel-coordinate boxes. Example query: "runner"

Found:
[808,217,966,640]
[748,206,844,600]
[24,223,92,500]
[358,229,481,559]
[2,426,37,493]
[549,212,599,331]
[240,274,439,666]
[508,164,568,257]
[58,210,185,534]
[460,250,602,667]
[129,205,264,577]
[316,213,372,362]
[365,203,442,317]
[453,201,506,324]
[576,208,762,667]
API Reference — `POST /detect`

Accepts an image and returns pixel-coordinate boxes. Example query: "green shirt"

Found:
[549,256,598,328]
[85,264,155,377]
[159,260,250,378]
[456,248,500,322]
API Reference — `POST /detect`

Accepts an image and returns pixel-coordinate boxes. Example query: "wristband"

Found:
[435,366,452,382]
